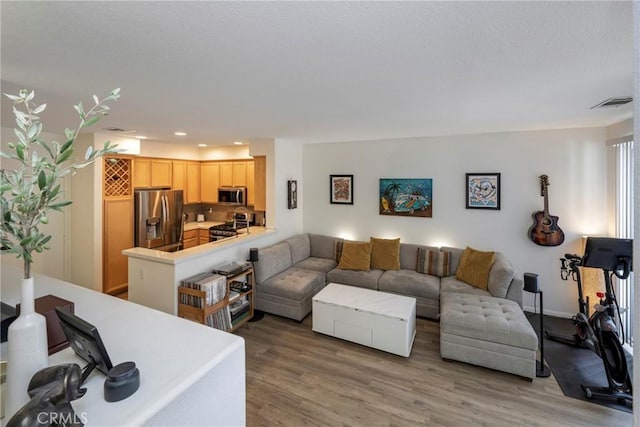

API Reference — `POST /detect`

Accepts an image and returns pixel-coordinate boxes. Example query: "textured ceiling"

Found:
[0,1,634,146]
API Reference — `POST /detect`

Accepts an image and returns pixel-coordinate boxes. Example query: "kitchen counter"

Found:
[123,226,275,314]
[0,264,245,426]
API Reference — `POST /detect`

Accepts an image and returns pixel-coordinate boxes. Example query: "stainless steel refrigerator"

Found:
[134,189,184,252]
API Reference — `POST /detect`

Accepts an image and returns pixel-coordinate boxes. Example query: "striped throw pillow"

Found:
[417,248,451,277]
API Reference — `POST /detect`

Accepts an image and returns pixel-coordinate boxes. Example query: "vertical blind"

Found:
[613,138,634,347]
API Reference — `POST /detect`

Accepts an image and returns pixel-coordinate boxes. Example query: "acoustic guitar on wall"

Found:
[528,174,565,246]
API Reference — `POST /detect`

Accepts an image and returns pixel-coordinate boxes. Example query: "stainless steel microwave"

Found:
[218,187,247,205]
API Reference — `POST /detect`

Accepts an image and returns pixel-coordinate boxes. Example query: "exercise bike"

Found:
[555,237,633,405]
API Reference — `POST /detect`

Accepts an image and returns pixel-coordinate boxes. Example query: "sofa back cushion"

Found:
[417,248,452,277]
[309,234,343,259]
[369,237,401,270]
[440,246,465,273]
[255,242,292,284]
[487,252,515,298]
[285,234,311,265]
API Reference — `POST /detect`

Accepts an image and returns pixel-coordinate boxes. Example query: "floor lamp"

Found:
[524,273,551,378]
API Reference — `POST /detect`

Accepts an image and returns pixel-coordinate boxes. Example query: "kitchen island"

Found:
[123,226,275,315]
[0,264,245,426]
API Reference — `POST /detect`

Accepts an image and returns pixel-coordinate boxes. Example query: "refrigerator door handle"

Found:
[162,194,169,242]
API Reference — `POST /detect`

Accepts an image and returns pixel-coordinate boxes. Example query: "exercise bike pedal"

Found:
[581,384,632,405]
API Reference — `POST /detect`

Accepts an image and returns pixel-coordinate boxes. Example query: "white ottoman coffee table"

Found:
[312,283,416,357]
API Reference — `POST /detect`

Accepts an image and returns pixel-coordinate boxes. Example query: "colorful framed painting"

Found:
[330,175,354,204]
[379,178,432,217]
[466,173,501,210]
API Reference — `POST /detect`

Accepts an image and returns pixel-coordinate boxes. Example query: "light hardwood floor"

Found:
[236,314,632,426]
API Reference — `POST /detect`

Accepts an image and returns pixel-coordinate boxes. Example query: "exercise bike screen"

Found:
[582,237,633,271]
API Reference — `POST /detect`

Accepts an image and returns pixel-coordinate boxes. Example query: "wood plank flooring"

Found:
[236,314,632,426]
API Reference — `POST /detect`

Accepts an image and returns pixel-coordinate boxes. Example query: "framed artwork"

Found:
[287,180,297,209]
[379,178,432,217]
[466,173,500,210]
[330,175,354,205]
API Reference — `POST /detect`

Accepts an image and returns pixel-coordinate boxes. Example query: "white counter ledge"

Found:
[0,264,245,426]
[183,221,223,231]
[124,226,275,315]
[122,226,274,266]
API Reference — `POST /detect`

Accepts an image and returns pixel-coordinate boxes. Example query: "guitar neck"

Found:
[543,187,550,217]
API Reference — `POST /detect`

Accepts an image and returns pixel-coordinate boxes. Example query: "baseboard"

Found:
[522,305,573,319]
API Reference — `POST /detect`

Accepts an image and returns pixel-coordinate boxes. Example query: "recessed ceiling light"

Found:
[174,131,187,136]
[198,144,207,147]
[233,141,243,145]
[135,136,148,140]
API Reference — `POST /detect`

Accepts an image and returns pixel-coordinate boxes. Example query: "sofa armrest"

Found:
[505,277,524,308]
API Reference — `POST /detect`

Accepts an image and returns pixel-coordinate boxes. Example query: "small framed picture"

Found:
[330,175,354,205]
[466,173,500,210]
[287,180,297,209]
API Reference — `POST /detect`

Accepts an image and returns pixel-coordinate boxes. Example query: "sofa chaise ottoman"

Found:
[439,292,538,379]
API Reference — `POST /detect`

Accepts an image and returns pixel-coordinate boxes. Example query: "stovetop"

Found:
[209,223,247,232]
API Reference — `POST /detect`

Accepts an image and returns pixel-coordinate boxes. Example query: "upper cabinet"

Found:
[186,161,201,204]
[172,161,186,191]
[253,156,266,211]
[133,158,172,188]
[200,162,220,203]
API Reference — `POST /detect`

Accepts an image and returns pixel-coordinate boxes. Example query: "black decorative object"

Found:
[287,180,297,209]
[524,272,550,378]
[104,361,140,402]
[6,364,86,427]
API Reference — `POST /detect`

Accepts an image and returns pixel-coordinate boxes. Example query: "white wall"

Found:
[302,127,609,316]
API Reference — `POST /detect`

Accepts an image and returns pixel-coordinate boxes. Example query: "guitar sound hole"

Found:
[541,218,552,227]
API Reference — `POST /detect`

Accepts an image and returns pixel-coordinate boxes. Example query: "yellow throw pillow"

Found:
[337,241,372,271]
[455,246,496,290]
[369,237,400,270]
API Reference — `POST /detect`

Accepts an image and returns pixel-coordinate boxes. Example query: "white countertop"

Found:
[0,264,245,426]
[123,226,274,265]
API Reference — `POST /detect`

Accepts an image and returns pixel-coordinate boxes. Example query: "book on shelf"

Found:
[232,309,251,325]
[229,297,250,315]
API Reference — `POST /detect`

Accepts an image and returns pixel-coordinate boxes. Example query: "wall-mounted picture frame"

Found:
[287,180,297,209]
[466,173,501,210]
[330,175,353,205]
[379,178,432,217]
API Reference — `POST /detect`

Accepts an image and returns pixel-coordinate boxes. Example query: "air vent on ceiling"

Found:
[591,97,633,109]
[103,127,137,133]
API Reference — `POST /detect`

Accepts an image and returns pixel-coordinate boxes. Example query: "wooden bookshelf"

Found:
[178,268,254,332]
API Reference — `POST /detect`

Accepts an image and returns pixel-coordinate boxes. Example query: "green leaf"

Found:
[16,144,24,160]
[85,145,94,160]
[74,102,84,117]
[64,128,74,140]
[56,148,73,164]
[60,139,73,153]
[49,201,72,210]
[93,95,100,105]
[4,93,21,101]
[81,115,100,128]
[37,170,46,190]
[32,103,46,114]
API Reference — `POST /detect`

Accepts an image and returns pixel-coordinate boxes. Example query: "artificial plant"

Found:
[0,88,120,279]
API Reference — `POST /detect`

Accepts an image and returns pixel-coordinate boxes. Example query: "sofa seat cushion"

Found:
[440,276,491,297]
[259,267,326,301]
[326,268,383,290]
[294,256,337,274]
[378,269,440,300]
[440,293,537,350]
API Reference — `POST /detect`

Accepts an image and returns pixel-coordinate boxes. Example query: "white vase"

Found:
[5,277,49,418]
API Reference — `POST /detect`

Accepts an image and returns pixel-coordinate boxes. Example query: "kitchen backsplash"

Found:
[184,203,265,225]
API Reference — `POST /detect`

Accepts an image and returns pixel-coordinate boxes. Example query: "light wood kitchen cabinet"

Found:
[232,162,247,187]
[219,162,233,187]
[253,156,266,211]
[246,161,255,206]
[103,198,133,295]
[133,157,173,188]
[200,162,220,203]
[132,158,151,188]
[198,229,210,245]
[103,156,134,295]
[186,161,201,204]
[172,160,186,191]
[151,159,172,187]
[183,229,198,249]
